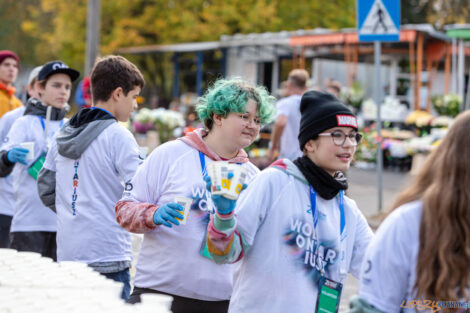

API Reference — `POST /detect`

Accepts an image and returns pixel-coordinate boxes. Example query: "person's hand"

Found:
[153,203,184,227]
[205,174,247,215]
[7,147,29,165]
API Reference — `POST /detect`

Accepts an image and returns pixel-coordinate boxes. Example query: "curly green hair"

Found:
[196,78,276,130]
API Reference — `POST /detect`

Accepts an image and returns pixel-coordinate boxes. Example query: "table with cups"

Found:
[0,249,172,313]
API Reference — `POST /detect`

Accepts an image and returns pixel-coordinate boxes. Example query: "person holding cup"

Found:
[0,60,79,259]
[205,91,373,313]
[115,78,276,313]
[0,65,42,248]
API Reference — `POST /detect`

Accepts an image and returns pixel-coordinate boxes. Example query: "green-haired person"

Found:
[115,78,276,312]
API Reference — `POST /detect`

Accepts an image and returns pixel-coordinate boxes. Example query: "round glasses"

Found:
[318,131,362,146]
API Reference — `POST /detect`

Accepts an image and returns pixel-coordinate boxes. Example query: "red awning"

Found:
[289,30,417,46]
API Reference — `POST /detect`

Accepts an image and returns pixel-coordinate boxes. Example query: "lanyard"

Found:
[38,116,64,132]
[309,186,347,276]
[309,186,345,238]
[198,151,209,179]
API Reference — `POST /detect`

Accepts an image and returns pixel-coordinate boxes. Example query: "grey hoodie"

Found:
[37,108,131,273]
[37,108,115,211]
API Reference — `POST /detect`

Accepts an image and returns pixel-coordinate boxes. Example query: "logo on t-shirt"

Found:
[71,160,80,216]
[190,185,216,214]
[283,216,338,285]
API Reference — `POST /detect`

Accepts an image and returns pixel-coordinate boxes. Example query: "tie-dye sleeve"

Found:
[206,211,250,264]
[115,200,158,233]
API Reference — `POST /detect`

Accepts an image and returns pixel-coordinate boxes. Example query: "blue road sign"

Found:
[357,0,400,42]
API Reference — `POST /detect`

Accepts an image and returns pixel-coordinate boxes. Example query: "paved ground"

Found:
[130,166,412,312]
[339,166,411,312]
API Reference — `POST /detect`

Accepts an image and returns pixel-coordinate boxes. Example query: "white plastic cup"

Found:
[19,142,34,161]
[225,164,248,200]
[207,161,230,196]
[174,196,192,225]
[140,293,173,310]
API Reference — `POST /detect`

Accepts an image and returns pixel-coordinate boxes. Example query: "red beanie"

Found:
[0,50,20,67]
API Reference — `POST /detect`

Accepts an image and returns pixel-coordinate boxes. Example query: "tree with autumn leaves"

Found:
[0,0,468,101]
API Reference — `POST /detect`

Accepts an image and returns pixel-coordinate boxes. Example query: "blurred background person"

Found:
[268,69,309,162]
[0,50,23,118]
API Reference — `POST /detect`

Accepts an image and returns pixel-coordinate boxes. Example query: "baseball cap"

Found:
[38,60,80,82]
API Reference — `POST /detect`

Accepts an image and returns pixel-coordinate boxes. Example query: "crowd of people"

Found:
[0,49,469,313]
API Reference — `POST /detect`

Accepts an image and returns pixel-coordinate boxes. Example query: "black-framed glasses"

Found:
[318,131,362,146]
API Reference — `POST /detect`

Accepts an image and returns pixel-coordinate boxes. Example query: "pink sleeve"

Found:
[115,200,158,233]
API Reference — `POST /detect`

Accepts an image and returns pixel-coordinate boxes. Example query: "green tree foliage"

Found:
[3,0,468,101]
[0,0,44,65]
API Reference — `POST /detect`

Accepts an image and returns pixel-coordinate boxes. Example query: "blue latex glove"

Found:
[205,174,247,215]
[153,203,184,228]
[7,147,29,165]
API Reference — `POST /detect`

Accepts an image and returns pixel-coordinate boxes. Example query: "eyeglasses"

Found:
[318,131,362,146]
[237,113,261,126]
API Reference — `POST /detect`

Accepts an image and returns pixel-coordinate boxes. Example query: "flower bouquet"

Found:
[133,108,186,143]
[431,93,462,117]
[340,81,365,110]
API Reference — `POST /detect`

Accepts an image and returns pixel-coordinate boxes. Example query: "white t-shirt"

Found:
[121,139,259,301]
[229,167,373,313]
[359,201,422,313]
[1,114,63,232]
[43,123,140,264]
[276,94,302,160]
[0,106,25,216]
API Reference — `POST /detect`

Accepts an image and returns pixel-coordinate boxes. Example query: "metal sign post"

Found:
[374,41,383,212]
[357,0,400,212]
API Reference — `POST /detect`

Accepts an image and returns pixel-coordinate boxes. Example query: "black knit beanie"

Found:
[298,90,358,150]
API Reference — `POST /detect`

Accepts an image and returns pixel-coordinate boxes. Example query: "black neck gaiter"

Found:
[293,156,348,200]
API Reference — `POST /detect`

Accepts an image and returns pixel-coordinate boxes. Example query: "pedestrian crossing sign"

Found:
[357,0,400,42]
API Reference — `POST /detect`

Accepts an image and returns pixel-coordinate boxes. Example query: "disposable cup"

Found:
[224,164,248,200]
[19,142,34,161]
[174,196,192,225]
[141,293,173,310]
[207,162,247,200]
[207,161,230,196]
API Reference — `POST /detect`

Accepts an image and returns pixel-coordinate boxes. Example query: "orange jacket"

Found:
[0,82,23,118]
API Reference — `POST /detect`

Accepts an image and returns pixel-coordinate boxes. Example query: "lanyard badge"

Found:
[309,186,345,312]
[315,277,343,313]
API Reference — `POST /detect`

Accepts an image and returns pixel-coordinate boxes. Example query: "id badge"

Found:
[27,154,46,180]
[315,277,343,313]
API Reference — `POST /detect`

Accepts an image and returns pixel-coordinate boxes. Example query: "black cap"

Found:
[38,60,80,82]
[298,90,358,150]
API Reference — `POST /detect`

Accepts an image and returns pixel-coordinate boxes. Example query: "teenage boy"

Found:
[0,66,42,248]
[0,50,23,118]
[37,55,145,300]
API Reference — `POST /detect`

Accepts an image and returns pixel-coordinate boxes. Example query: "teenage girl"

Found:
[206,91,373,313]
[351,110,470,313]
[115,78,275,313]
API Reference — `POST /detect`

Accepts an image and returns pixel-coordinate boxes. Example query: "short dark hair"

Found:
[90,55,145,103]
